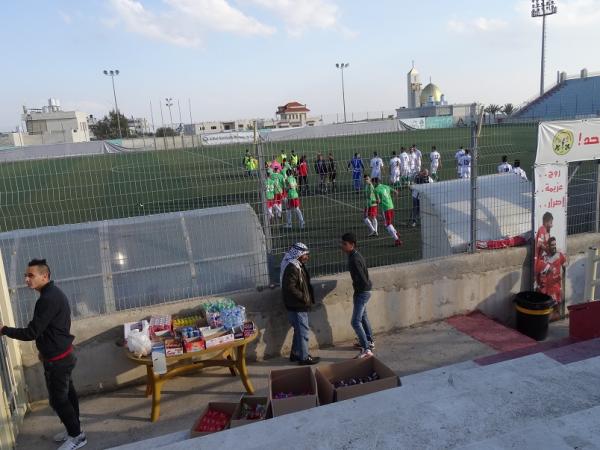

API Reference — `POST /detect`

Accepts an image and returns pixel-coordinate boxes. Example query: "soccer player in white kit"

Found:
[497,155,512,174]
[459,149,472,179]
[399,147,411,186]
[411,144,422,174]
[408,147,419,180]
[512,159,528,180]
[455,145,465,178]
[429,146,441,181]
[389,151,402,188]
[370,152,384,179]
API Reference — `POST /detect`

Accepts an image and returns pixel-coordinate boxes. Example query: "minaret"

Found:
[407,61,422,109]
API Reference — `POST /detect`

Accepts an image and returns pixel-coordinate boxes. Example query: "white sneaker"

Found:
[57,433,87,450]
[354,349,373,359]
[53,430,68,442]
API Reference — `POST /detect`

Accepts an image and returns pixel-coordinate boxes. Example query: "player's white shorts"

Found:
[460,168,471,179]
[371,170,381,179]
[431,163,439,174]
[390,170,400,184]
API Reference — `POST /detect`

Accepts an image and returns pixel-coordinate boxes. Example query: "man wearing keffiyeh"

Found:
[280,243,320,365]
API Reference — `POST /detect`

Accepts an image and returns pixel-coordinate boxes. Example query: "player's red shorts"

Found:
[384,209,394,226]
[274,193,283,205]
[364,206,378,218]
[288,198,300,208]
[267,199,275,208]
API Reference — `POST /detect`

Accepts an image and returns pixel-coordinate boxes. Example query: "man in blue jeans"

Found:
[281,243,320,365]
[340,233,374,358]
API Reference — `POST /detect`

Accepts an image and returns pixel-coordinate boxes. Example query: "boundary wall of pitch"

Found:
[15,232,598,403]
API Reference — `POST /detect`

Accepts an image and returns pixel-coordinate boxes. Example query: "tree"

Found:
[90,110,129,140]
[155,127,177,137]
[502,103,515,116]
[484,104,502,123]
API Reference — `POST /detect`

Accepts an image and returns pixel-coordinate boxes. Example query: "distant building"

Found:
[3,98,91,147]
[274,101,318,128]
[184,102,321,136]
[127,116,150,136]
[397,64,479,126]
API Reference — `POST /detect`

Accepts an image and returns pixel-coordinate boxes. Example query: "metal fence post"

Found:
[254,123,273,283]
[469,107,484,253]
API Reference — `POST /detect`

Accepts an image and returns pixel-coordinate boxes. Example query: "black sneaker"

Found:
[298,356,320,365]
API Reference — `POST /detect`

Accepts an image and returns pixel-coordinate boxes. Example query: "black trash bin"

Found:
[514,291,556,341]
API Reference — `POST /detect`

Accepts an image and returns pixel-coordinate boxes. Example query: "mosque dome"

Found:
[420,83,443,104]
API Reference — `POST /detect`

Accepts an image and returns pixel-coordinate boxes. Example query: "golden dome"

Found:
[420,83,443,104]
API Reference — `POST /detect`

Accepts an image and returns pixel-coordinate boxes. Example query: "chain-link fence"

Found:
[0,114,598,326]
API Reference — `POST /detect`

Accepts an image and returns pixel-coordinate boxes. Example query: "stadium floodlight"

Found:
[531,0,558,97]
[103,69,122,139]
[165,97,174,130]
[335,63,350,122]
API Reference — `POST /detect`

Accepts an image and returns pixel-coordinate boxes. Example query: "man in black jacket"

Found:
[340,233,375,359]
[280,243,320,365]
[0,259,86,450]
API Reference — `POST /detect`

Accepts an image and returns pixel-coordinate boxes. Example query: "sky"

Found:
[1,0,599,131]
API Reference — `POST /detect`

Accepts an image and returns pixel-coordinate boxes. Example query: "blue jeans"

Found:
[351,291,373,350]
[287,311,309,360]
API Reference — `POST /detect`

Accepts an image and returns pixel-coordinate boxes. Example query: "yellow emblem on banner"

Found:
[552,130,574,156]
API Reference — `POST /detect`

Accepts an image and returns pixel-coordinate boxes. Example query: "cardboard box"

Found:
[315,357,400,405]
[205,332,234,348]
[230,396,269,428]
[164,338,184,357]
[183,336,206,353]
[269,366,318,417]
[190,402,238,437]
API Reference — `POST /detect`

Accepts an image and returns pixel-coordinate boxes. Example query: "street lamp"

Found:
[103,69,122,139]
[531,0,557,97]
[335,63,349,123]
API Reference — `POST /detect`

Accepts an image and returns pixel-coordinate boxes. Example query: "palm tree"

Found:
[485,104,502,123]
[502,103,515,116]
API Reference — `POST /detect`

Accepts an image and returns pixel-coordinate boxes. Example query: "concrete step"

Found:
[110,341,600,450]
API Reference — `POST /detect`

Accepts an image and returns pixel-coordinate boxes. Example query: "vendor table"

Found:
[126,328,258,422]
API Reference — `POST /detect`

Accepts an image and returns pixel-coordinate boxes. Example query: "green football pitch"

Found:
[0,123,538,276]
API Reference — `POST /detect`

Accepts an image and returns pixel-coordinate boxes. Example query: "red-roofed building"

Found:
[275,101,316,128]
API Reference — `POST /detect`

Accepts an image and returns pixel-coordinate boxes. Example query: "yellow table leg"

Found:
[236,344,254,394]
[150,374,163,422]
[145,365,154,397]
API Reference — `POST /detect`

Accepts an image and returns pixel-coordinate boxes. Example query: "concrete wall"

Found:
[18,233,600,402]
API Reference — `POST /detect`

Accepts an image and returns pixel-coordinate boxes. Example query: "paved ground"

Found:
[16,318,569,450]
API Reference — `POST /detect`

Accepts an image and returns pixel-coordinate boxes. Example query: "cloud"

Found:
[247,0,344,37]
[59,10,72,24]
[447,16,508,34]
[107,0,275,48]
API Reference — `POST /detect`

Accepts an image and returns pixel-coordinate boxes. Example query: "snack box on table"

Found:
[315,356,400,405]
[164,338,184,357]
[205,332,234,349]
[190,402,238,437]
[229,395,269,428]
[269,366,318,417]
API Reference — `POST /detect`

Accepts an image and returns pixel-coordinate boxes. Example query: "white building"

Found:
[9,99,91,146]
[127,117,150,136]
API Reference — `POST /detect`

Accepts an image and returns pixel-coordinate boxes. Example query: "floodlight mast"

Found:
[531,0,558,97]
[103,69,122,139]
[335,62,349,122]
